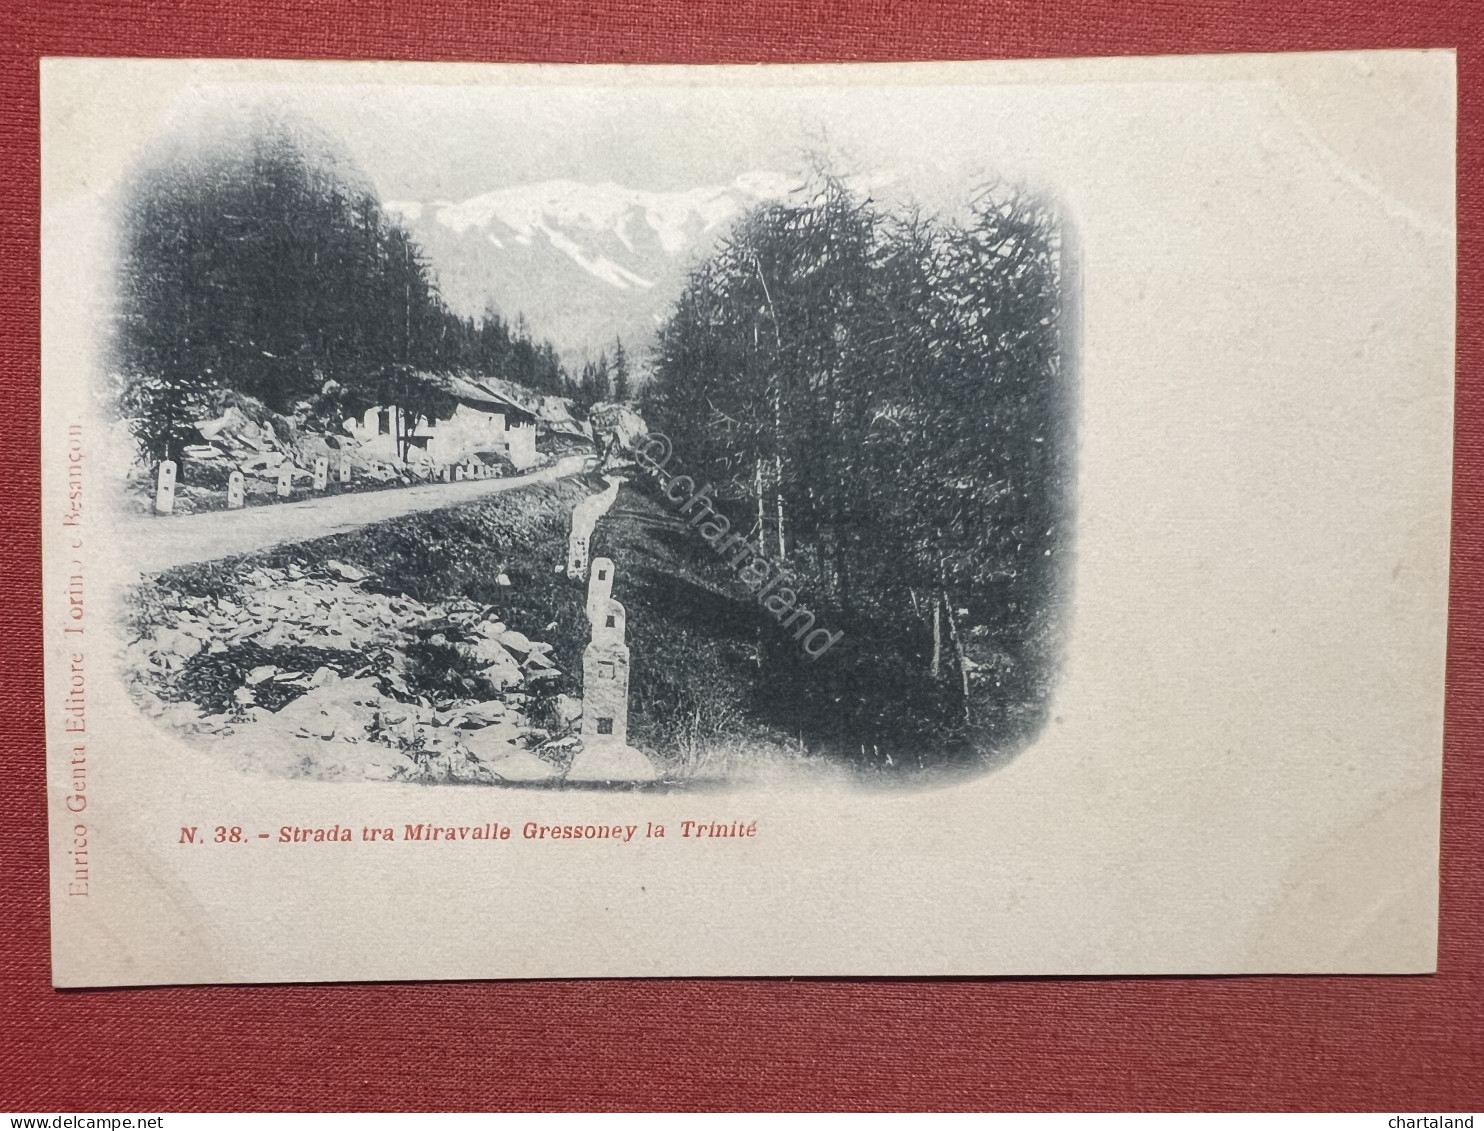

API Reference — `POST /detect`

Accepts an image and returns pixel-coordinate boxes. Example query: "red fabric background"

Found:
[1,0,1480,1112]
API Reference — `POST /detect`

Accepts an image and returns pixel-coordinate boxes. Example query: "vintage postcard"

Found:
[41,51,1454,985]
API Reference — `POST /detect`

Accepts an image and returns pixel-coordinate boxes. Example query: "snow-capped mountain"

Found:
[385,173,799,364]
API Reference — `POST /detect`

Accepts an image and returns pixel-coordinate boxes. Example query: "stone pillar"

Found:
[587,557,615,623]
[567,533,588,581]
[226,470,244,509]
[580,597,630,746]
[455,465,466,481]
[568,564,657,782]
[276,463,293,498]
[313,457,328,491]
[362,407,381,436]
[154,461,176,515]
[339,453,351,483]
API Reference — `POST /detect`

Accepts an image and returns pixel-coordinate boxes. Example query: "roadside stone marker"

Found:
[441,465,451,482]
[566,477,623,582]
[587,557,615,623]
[567,533,589,581]
[339,454,351,483]
[313,457,328,491]
[582,595,630,746]
[277,463,293,497]
[227,470,244,509]
[568,565,658,782]
[455,465,466,481]
[154,460,176,515]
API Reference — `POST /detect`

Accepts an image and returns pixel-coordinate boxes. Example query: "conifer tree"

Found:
[110,110,573,462]
[611,337,632,402]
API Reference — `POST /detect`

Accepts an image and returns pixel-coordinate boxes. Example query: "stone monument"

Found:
[154,460,176,515]
[566,558,657,783]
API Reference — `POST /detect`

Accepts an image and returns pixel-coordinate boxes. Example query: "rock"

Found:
[462,719,527,759]
[377,670,411,697]
[245,665,278,685]
[378,704,412,726]
[498,628,535,656]
[496,573,511,586]
[460,638,524,689]
[481,749,556,783]
[252,623,300,649]
[244,452,285,473]
[416,725,463,754]
[309,666,340,687]
[152,628,203,662]
[554,694,583,725]
[565,741,659,783]
[325,560,368,583]
[461,700,508,726]
[272,677,385,741]
[176,617,212,640]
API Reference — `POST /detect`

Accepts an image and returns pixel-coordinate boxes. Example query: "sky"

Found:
[150,77,1044,213]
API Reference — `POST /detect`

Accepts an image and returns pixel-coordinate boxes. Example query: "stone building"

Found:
[344,372,539,472]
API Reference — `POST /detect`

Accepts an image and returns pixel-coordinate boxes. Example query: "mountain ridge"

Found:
[385,173,801,364]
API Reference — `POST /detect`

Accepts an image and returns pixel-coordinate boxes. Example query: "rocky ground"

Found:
[127,558,590,786]
[122,471,829,790]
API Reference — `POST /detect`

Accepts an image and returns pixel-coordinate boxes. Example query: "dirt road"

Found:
[130,455,591,574]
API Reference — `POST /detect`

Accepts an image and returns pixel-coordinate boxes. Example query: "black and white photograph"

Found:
[103,86,1075,789]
